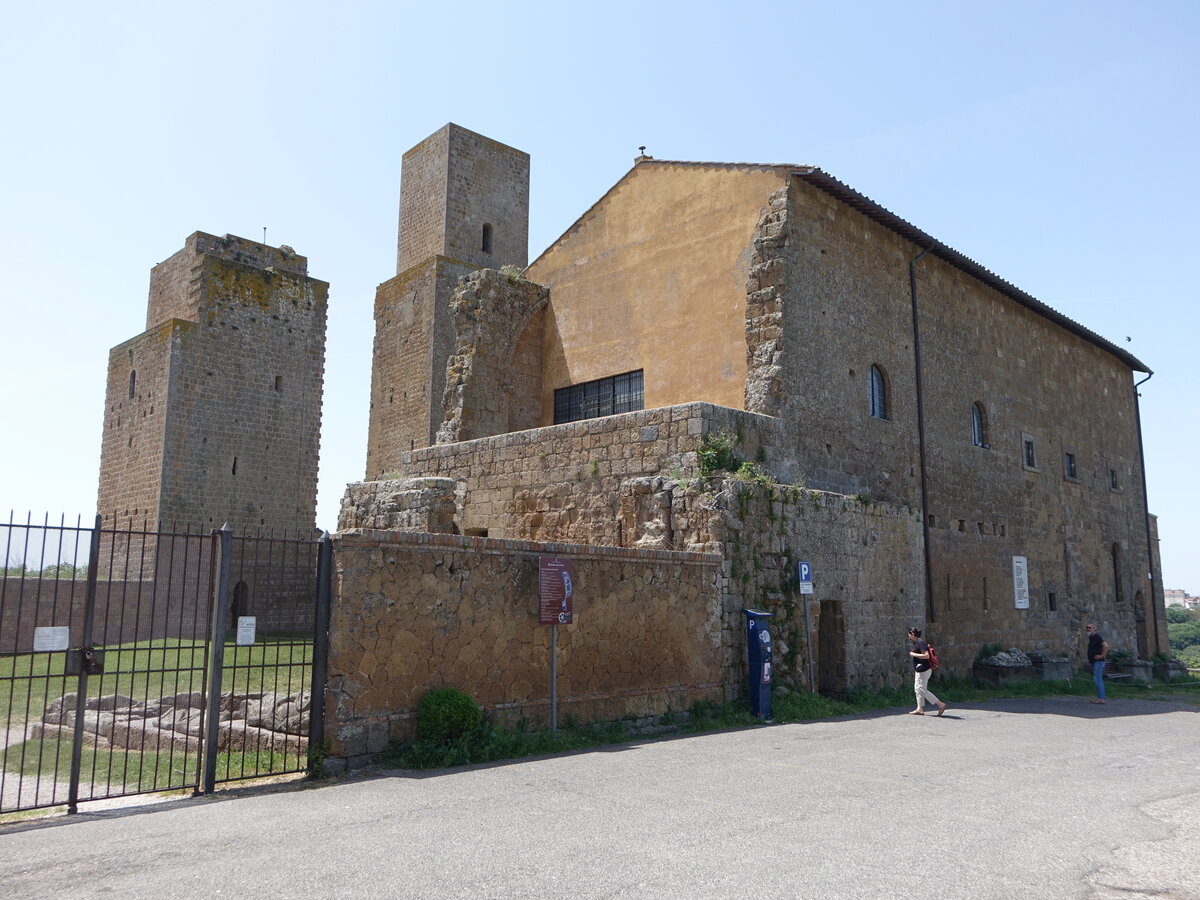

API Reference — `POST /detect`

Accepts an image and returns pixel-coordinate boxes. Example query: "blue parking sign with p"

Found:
[798,561,812,582]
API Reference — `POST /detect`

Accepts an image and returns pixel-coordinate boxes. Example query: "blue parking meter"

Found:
[742,608,774,719]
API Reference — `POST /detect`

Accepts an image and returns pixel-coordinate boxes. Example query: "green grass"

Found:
[373,672,1200,771]
[2,737,296,793]
[1,636,312,728]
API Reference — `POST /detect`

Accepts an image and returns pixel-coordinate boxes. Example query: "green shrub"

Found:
[416,688,483,744]
[698,431,741,476]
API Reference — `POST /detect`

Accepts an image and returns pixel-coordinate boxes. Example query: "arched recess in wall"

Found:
[868,364,890,420]
[972,402,988,447]
[230,580,251,630]
[129,370,137,400]
[506,306,546,433]
[481,223,493,254]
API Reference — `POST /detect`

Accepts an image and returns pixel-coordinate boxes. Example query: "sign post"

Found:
[798,561,816,693]
[539,557,574,732]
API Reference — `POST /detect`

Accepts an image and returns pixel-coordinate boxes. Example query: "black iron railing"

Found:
[0,513,330,815]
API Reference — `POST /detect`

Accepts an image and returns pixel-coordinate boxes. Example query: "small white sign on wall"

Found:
[236,616,257,646]
[1012,556,1030,609]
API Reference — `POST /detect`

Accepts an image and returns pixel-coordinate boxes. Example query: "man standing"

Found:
[1086,623,1109,704]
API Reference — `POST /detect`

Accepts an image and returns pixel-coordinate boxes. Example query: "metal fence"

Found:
[0,513,330,815]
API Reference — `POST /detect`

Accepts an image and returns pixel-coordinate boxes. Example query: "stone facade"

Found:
[436,269,548,444]
[325,530,723,768]
[367,124,531,473]
[98,232,327,535]
[353,124,1166,709]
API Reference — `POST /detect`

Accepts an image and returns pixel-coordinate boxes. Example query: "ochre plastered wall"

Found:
[527,162,788,421]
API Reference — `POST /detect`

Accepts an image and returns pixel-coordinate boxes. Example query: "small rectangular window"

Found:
[1021,432,1039,472]
[1063,451,1078,481]
[1109,467,1121,491]
[1048,591,1057,612]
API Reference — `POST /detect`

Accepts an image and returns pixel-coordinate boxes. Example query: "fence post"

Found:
[67,514,104,814]
[308,532,333,770]
[201,525,232,794]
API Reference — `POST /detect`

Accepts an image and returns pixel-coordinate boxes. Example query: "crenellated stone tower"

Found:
[97,232,328,534]
[365,123,529,478]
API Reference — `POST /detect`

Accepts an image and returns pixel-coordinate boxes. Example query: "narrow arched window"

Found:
[481,223,493,254]
[128,370,137,400]
[971,402,987,447]
[869,365,888,420]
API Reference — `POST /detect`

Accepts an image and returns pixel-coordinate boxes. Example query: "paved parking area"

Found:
[1,696,1197,899]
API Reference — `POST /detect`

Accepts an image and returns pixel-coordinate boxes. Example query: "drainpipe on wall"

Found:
[909,245,938,624]
[1133,371,1159,654]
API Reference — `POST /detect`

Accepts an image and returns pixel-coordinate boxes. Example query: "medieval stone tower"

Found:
[365,123,530,478]
[97,232,328,535]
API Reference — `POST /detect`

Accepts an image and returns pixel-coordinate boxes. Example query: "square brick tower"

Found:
[366,124,530,478]
[97,232,328,535]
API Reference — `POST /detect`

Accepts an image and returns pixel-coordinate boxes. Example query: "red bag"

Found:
[927,643,940,671]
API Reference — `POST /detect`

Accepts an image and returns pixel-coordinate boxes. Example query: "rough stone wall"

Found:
[366,258,474,472]
[338,478,457,534]
[396,123,529,274]
[157,254,326,533]
[325,531,723,768]
[98,321,187,526]
[700,479,925,689]
[347,402,780,545]
[777,176,1159,660]
[436,269,549,444]
[744,187,789,417]
[148,232,308,328]
[99,235,327,536]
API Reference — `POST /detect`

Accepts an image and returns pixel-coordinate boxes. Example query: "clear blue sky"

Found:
[2,1,1196,591]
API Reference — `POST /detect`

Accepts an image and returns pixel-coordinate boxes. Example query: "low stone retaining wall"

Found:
[325,530,723,770]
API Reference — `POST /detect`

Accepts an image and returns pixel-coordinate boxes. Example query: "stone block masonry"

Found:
[98,232,327,536]
[325,530,723,769]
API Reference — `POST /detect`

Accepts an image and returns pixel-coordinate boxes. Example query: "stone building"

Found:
[345,123,1167,697]
[98,232,327,535]
[96,232,327,629]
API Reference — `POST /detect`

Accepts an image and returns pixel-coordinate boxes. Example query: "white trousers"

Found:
[914,669,940,709]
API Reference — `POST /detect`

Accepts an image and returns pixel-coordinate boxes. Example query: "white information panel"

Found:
[236,616,257,646]
[1012,556,1030,609]
[33,626,70,652]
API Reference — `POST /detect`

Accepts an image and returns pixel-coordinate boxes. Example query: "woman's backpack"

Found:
[927,644,940,671]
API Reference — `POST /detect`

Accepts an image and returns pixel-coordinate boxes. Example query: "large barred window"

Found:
[553,370,644,425]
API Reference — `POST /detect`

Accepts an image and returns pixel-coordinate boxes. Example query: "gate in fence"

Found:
[0,513,331,815]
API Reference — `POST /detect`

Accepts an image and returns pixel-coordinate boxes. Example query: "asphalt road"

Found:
[1,696,1198,899]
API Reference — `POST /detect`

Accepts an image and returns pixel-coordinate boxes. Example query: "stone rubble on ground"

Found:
[32,689,309,756]
[978,647,1033,667]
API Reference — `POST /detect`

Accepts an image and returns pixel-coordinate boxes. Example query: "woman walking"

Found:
[908,627,946,716]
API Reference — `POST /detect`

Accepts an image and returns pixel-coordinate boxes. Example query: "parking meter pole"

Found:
[550,623,558,732]
[742,608,774,720]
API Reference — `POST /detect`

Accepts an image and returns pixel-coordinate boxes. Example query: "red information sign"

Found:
[539,557,574,625]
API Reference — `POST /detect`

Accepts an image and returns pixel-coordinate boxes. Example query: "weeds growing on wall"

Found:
[698,431,741,476]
